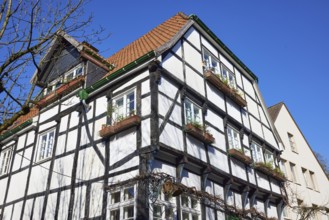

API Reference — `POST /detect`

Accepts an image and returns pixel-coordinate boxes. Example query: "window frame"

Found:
[202,49,220,74]
[35,128,56,162]
[0,146,13,176]
[289,162,298,183]
[180,194,200,220]
[111,89,137,124]
[287,133,298,153]
[108,186,135,220]
[251,142,264,163]
[227,125,241,150]
[152,192,176,220]
[184,98,202,126]
[264,149,274,167]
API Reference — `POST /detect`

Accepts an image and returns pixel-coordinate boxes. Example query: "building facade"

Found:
[268,103,329,220]
[0,13,286,219]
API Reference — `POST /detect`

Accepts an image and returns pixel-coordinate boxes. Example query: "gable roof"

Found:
[105,12,190,76]
[268,102,284,123]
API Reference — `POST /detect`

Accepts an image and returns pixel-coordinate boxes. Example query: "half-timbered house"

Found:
[0,12,286,219]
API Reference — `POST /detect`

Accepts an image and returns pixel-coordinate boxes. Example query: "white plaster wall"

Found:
[158,94,182,126]
[141,118,150,147]
[186,136,207,162]
[16,134,26,150]
[159,77,179,102]
[258,105,269,127]
[270,180,281,194]
[250,116,263,138]
[26,130,35,146]
[162,53,184,82]
[50,154,74,189]
[11,201,23,220]
[109,128,138,174]
[219,55,233,72]
[205,110,224,132]
[39,121,57,133]
[159,119,184,152]
[172,41,182,58]
[113,70,149,93]
[242,76,255,99]
[246,96,259,119]
[254,199,265,214]
[263,126,278,148]
[201,36,217,56]
[184,27,201,51]
[181,170,200,190]
[183,42,203,74]
[72,185,86,219]
[207,126,225,151]
[57,189,70,220]
[89,183,103,217]
[234,68,243,88]
[45,192,57,219]
[95,96,107,117]
[235,192,242,209]
[2,204,12,220]
[76,147,104,182]
[0,177,8,204]
[59,115,69,132]
[141,96,151,117]
[108,170,139,183]
[152,160,176,177]
[21,147,32,168]
[33,196,44,220]
[230,160,247,181]
[28,162,50,195]
[141,79,150,95]
[94,116,107,141]
[256,172,271,191]
[226,99,242,123]
[69,111,80,128]
[275,104,329,214]
[55,133,66,155]
[66,129,78,152]
[206,207,216,220]
[61,96,80,111]
[23,198,34,219]
[11,152,22,172]
[267,203,278,218]
[247,167,256,185]
[208,146,229,173]
[242,134,249,147]
[185,66,205,97]
[241,110,251,130]
[39,105,59,123]
[206,84,226,112]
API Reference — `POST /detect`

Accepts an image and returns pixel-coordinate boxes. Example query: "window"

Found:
[64,65,83,82]
[109,186,135,220]
[227,126,241,150]
[184,99,202,125]
[302,168,309,187]
[264,150,274,167]
[181,195,200,220]
[221,64,237,89]
[202,49,220,74]
[251,142,263,163]
[153,192,176,220]
[112,89,136,123]
[288,133,297,153]
[309,171,318,190]
[280,160,287,176]
[36,129,55,161]
[0,147,13,175]
[289,162,298,182]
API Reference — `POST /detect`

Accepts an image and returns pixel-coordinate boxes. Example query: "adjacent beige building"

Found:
[269,102,329,220]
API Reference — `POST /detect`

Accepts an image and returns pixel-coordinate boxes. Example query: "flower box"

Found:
[254,162,286,182]
[185,123,214,144]
[204,71,247,107]
[228,148,253,165]
[37,76,85,108]
[99,115,141,138]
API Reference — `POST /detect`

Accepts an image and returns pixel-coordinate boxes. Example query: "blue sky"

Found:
[86,1,329,161]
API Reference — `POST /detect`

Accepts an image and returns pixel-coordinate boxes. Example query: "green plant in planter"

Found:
[188,120,203,130]
[273,167,285,177]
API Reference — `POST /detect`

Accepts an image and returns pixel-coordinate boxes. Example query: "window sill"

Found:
[99,115,141,138]
[204,70,247,107]
[184,123,215,144]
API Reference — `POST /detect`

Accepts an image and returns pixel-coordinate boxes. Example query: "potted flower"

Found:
[228,148,253,165]
[185,121,215,144]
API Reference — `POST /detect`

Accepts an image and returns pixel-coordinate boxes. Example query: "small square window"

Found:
[288,133,297,153]
[111,89,136,123]
[124,187,134,201]
[184,99,202,125]
[110,209,120,220]
[123,206,134,219]
[251,142,263,163]
[111,191,120,204]
[227,126,241,150]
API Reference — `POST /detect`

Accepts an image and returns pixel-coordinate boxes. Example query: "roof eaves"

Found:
[189,14,259,83]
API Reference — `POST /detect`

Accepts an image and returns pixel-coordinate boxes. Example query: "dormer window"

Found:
[65,65,83,82]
